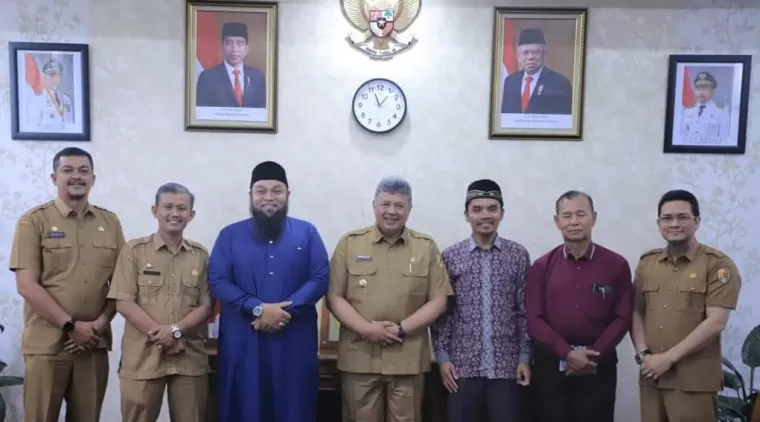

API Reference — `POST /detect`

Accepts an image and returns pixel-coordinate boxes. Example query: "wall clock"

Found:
[352,78,407,134]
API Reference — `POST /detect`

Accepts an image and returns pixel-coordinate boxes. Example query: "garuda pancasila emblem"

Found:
[341,0,421,59]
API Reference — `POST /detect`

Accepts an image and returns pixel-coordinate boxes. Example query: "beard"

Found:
[250,203,288,241]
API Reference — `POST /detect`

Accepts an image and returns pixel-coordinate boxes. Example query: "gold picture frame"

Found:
[319,299,340,355]
[488,7,588,140]
[185,0,278,133]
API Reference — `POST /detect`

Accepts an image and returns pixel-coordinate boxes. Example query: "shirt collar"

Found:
[524,66,543,82]
[370,225,408,245]
[54,198,95,218]
[657,241,700,263]
[468,236,503,251]
[563,243,595,260]
[151,233,189,253]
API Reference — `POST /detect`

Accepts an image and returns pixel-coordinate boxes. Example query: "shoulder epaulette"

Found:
[639,248,663,259]
[703,245,726,258]
[19,201,54,222]
[185,238,209,254]
[346,226,372,237]
[92,204,115,215]
[716,103,726,109]
[126,236,152,249]
[408,229,432,241]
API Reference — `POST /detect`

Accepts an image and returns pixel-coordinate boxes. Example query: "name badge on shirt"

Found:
[355,255,373,262]
[142,270,161,276]
[46,231,66,239]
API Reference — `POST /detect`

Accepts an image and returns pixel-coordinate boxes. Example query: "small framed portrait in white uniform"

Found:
[663,54,752,155]
[8,42,91,142]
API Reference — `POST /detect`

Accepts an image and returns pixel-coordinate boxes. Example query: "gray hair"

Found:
[555,190,594,214]
[155,182,195,209]
[374,176,412,207]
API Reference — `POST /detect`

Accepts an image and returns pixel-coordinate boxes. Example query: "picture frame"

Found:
[319,299,339,355]
[185,0,279,133]
[488,7,588,140]
[663,54,752,155]
[8,42,91,142]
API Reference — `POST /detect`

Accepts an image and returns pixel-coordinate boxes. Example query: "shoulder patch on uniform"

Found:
[346,227,372,237]
[185,238,209,254]
[716,103,726,109]
[639,248,663,260]
[92,204,116,215]
[717,268,731,283]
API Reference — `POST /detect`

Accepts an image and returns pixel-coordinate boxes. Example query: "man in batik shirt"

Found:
[431,179,532,422]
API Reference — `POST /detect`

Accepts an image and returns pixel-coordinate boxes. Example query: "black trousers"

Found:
[447,377,522,422]
[530,350,617,422]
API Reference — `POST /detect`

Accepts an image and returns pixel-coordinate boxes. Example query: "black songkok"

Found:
[221,22,249,42]
[518,28,546,46]
[465,179,503,207]
[250,161,288,188]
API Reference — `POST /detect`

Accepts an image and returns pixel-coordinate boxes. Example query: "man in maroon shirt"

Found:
[526,190,633,422]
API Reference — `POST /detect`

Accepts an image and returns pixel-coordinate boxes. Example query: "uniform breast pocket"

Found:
[641,283,660,311]
[402,261,429,296]
[346,264,377,299]
[41,238,74,272]
[181,276,200,307]
[676,283,706,313]
[137,275,163,306]
[92,239,119,268]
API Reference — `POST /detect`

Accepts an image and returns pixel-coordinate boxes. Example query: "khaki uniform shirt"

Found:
[634,242,741,392]
[107,233,211,380]
[9,199,125,355]
[329,225,453,375]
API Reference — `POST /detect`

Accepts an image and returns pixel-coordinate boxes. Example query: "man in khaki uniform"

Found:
[9,147,125,422]
[108,182,213,422]
[327,176,453,422]
[631,189,741,422]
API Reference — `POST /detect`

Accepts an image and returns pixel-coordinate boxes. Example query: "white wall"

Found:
[0,0,758,421]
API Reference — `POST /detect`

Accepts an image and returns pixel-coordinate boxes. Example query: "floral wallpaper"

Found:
[0,0,757,421]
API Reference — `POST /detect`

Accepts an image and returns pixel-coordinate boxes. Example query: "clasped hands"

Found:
[564,349,600,376]
[251,301,292,334]
[360,320,403,346]
[63,315,107,355]
[147,325,185,355]
[639,353,675,381]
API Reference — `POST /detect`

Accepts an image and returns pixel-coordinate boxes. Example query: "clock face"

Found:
[352,78,407,134]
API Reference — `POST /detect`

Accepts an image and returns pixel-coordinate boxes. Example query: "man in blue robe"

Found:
[208,161,330,422]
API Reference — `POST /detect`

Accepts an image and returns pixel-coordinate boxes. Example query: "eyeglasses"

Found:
[658,214,696,223]
[466,190,502,200]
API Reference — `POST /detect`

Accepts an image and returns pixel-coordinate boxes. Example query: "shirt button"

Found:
[659,326,664,330]
[575,304,579,308]
[672,267,679,272]
[668,286,673,290]
[268,241,273,244]
[660,347,665,351]
[269,272,274,275]
[269,255,274,259]
[662,305,667,309]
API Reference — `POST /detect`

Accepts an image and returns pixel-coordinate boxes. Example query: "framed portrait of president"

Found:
[185,0,278,132]
[488,8,588,140]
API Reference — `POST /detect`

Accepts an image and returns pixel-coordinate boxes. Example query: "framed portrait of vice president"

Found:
[488,7,588,140]
[185,0,278,133]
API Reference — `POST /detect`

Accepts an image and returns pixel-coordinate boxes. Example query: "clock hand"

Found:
[374,93,381,106]
[379,95,389,106]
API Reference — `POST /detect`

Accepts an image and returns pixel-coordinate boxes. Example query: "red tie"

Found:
[521,76,533,113]
[233,68,243,107]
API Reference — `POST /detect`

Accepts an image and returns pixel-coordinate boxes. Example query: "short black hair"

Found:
[555,190,595,214]
[53,147,93,171]
[658,189,700,217]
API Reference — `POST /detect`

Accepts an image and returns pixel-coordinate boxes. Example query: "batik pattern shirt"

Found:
[431,237,532,379]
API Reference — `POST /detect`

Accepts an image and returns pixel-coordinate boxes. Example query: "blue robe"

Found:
[208,217,329,422]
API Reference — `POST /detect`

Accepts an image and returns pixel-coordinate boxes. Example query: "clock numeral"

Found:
[361,93,369,100]
[395,104,401,110]
[367,118,372,124]
[389,88,394,93]
[360,112,366,119]
[386,119,391,125]
[357,102,363,108]
[376,121,381,128]
[378,84,384,91]
[368,87,374,93]
[394,95,398,101]
[392,114,397,119]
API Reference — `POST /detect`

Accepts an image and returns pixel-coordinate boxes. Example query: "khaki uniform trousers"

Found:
[640,385,718,422]
[23,349,109,422]
[341,372,425,422]
[120,374,208,422]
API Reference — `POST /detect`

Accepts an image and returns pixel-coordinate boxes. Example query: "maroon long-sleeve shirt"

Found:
[526,243,633,360]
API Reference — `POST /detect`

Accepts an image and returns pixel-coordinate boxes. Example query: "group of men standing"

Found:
[9,146,741,422]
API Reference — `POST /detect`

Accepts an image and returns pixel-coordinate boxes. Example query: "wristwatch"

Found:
[171,324,183,339]
[253,305,264,318]
[634,349,652,365]
[62,318,76,333]
[396,322,407,340]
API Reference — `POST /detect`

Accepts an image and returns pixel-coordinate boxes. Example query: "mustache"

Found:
[250,203,288,241]
[68,180,86,186]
